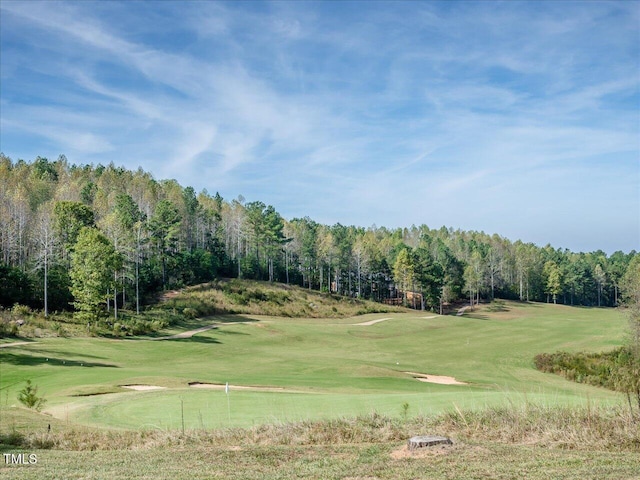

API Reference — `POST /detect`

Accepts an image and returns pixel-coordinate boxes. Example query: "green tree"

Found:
[393,247,415,306]
[53,201,95,264]
[413,245,444,311]
[464,251,484,308]
[544,261,562,304]
[70,227,121,323]
[594,263,607,307]
[149,200,181,289]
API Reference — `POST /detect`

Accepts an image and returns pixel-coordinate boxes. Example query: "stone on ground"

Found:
[407,435,453,450]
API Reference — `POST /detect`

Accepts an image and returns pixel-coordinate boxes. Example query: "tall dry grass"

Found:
[3,404,638,452]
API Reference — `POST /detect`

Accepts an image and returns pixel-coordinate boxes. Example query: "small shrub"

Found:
[182,307,198,319]
[401,402,410,422]
[0,319,19,337]
[18,380,47,411]
[0,429,25,447]
[12,304,32,316]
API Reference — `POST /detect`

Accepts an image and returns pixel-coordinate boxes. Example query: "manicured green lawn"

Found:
[0,301,628,430]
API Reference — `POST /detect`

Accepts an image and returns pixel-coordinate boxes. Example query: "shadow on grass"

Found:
[139,314,258,341]
[511,301,543,308]
[166,336,222,344]
[215,329,249,336]
[213,315,259,324]
[464,313,491,320]
[7,348,110,360]
[0,353,119,368]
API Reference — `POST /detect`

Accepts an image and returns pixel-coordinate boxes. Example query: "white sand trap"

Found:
[352,317,391,326]
[189,382,295,393]
[121,385,167,391]
[422,315,439,319]
[405,372,468,385]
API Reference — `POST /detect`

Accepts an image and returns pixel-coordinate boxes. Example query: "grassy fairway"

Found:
[0,300,628,430]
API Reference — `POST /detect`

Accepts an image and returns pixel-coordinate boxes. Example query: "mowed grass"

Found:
[0,301,629,432]
[4,442,640,480]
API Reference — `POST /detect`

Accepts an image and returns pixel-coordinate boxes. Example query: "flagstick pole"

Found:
[226,382,230,423]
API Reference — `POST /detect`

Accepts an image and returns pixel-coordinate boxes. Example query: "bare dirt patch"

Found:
[121,385,167,391]
[159,290,182,302]
[405,372,468,385]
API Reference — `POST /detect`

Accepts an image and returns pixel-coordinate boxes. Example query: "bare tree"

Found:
[34,203,56,317]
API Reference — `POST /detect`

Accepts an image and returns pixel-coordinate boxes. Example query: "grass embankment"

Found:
[1,279,408,340]
[161,278,408,318]
[1,403,638,479]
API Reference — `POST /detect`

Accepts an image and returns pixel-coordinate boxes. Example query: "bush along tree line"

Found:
[0,155,638,323]
[534,256,640,417]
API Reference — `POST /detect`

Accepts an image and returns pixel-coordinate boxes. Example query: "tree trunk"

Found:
[43,253,48,318]
[114,271,118,321]
[136,254,140,315]
[519,273,523,301]
[285,250,289,284]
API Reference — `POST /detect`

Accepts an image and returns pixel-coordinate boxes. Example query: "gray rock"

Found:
[407,435,453,450]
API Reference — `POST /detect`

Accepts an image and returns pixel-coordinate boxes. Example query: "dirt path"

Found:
[0,341,38,348]
[351,317,392,326]
[153,324,218,340]
[159,290,182,302]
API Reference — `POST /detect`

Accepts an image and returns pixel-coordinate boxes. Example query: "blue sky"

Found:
[1,0,638,253]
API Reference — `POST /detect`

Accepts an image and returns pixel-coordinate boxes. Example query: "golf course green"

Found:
[1,300,628,430]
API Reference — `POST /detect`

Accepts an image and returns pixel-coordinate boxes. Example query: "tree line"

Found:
[1,155,637,319]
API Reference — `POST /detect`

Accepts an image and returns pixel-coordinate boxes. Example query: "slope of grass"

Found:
[160,278,410,318]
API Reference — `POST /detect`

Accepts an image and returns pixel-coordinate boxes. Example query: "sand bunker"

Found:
[188,382,302,393]
[405,372,468,385]
[352,317,391,326]
[121,385,167,391]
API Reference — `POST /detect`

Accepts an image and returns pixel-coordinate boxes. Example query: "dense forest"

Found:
[1,154,637,318]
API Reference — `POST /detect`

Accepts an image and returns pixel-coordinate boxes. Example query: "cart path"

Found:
[0,341,38,348]
[153,324,218,340]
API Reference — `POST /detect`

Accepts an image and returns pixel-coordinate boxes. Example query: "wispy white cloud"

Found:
[1,0,637,252]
